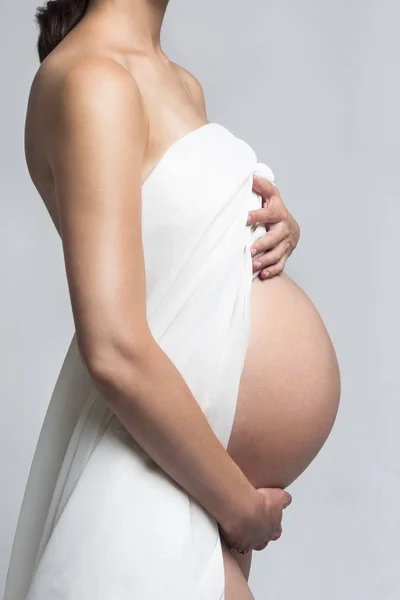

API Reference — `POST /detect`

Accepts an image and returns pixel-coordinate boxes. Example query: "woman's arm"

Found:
[45,57,259,533]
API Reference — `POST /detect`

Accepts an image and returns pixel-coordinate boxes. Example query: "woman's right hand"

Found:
[218,487,292,552]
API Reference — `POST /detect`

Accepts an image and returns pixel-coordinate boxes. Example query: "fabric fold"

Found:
[3,123,275,600]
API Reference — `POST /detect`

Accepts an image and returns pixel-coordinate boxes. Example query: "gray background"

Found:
[1,0,399,597]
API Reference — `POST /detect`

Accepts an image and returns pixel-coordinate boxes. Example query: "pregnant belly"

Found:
[227,272,341,490]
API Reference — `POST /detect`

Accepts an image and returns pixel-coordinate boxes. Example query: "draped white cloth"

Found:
[3,123,275,600]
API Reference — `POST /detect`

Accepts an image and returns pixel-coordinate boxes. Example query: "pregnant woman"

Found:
[3,1,341,599]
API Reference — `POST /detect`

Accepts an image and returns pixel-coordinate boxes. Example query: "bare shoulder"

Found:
[30,55,148,138]
[171,62,207,116]
[35,54,141,95]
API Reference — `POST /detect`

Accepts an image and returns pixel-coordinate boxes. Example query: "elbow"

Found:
[79,327,155,385]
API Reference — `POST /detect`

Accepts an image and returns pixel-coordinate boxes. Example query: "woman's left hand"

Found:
[247,174,300,279]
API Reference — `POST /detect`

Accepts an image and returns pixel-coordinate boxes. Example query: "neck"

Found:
[85,0,169,54]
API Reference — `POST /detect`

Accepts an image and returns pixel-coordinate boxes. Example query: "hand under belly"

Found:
[227,272,341,490]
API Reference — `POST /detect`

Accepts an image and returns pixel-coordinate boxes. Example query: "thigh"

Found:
[221,537,255,600]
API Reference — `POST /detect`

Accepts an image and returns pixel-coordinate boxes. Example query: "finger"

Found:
[247,204,288,226]
[250,227,286,256]
[271,525,283,541]
[258,254,288,279]
[252,174,278,200]
[252,241,289,273]
[253,541,269,551]
[283,492,292,508]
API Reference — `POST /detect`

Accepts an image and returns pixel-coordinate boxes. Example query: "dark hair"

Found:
[35,0,89,63]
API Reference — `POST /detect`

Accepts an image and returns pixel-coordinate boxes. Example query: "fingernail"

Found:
[253,262,262,270]
[251,247,257,256]
[246,215,252,225]
[261,271,270,278]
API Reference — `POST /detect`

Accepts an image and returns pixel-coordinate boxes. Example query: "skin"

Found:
[248,176,300,280]
[25,1,341,597]
[24,1,297,597]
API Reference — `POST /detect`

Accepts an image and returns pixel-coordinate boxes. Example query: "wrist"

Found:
[216,477,261,533]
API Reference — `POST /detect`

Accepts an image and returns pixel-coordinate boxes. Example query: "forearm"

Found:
[88,338,259,528]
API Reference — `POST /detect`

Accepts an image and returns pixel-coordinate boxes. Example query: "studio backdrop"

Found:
[1,1,399,598]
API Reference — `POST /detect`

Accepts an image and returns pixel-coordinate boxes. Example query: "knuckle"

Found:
[277,254,286,267]
[268,251,279,265]
[281,208,289,222]
[260,255,272,267]
[267,264,278,275]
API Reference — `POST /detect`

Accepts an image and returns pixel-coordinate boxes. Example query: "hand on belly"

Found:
[227,272,341,490]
